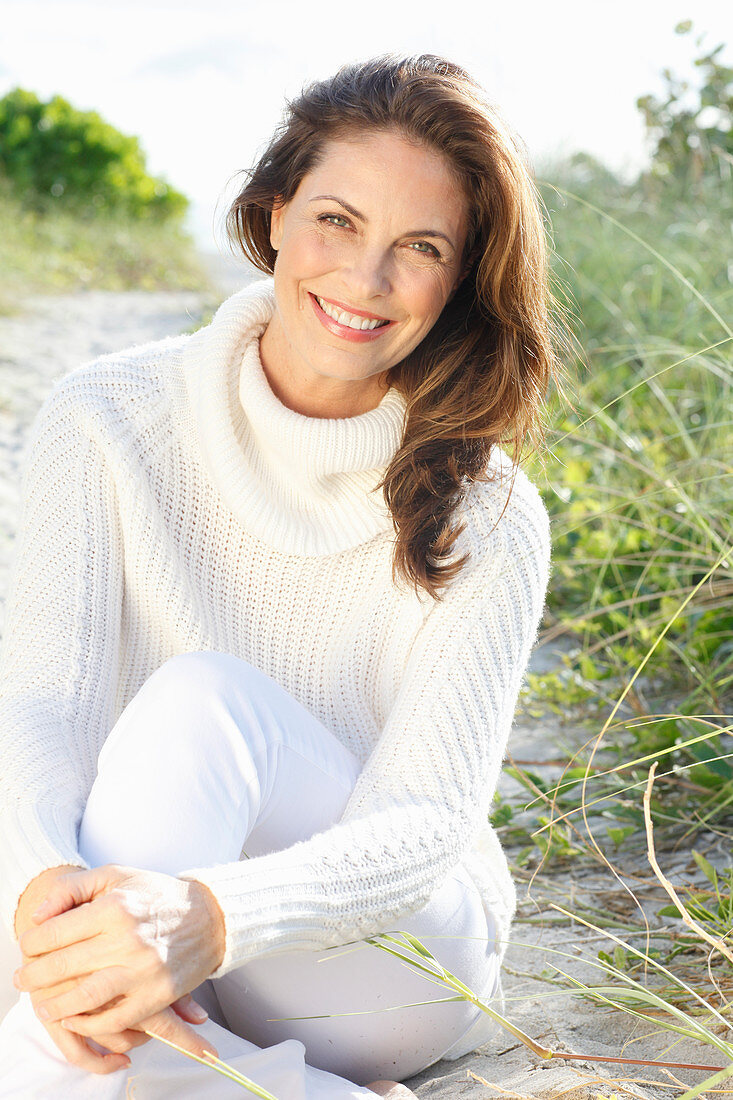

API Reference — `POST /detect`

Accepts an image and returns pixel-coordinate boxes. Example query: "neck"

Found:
[179,276,408,556]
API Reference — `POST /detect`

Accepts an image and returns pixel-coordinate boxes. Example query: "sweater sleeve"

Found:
[0,376,125,937]
[179,475,551,978]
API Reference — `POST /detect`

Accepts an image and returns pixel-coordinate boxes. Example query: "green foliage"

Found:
[492,33,732,988]
[528,154,732,731]
[0,173,214,312]
[636,21,732,192]
[658,852,733,940]
[0,87,188,219]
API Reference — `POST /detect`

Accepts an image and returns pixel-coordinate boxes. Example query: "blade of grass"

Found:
[371,932,731,1072]
[142,1030,279,1098]
[549,337,733,446]
[548,906,732,1037]
[535,547,733,837]
[643,761,733,967]
[676,1061,733,1100]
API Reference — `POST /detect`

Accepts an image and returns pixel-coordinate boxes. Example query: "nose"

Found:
[340,243,392,304]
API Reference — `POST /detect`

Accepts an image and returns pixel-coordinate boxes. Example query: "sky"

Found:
[1,0,730,253]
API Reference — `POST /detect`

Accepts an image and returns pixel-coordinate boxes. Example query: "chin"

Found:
[311,347,385,375]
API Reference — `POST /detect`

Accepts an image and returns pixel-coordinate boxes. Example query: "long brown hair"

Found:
[226,53,577,601]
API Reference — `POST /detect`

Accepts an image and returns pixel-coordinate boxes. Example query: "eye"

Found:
[318,213,350,228]
[408,240,441,258]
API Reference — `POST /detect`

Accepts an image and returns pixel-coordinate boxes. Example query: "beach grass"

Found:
[0,174,215,315]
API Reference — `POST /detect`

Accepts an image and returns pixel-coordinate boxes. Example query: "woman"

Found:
[0,53,570,1097]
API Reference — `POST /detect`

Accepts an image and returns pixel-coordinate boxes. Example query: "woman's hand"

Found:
[23,976,216,1075]
[14,864,226,1047]
[15,865,138,1073]
[25,985,213,1076]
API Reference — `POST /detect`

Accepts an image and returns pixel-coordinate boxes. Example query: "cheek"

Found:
[406,276,454,328]
[280,230,344,278]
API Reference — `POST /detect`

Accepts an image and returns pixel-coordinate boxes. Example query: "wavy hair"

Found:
[225,53,577,601]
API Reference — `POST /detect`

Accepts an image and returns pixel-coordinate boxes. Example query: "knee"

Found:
[143,650,252,706]
[103,651,256,765]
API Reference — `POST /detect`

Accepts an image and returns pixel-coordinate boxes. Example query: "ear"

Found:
[269,195,285,252]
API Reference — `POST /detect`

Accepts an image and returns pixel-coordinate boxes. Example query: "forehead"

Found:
[297,129,469,239]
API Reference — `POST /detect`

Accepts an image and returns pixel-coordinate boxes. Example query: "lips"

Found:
[308,292,396,343]
[314,293,392,325]
[313,294,391,331]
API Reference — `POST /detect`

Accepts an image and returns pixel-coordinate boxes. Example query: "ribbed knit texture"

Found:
[0,277,550,979]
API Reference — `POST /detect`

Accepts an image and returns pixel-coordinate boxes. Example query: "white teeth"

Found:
[316,295,387,331]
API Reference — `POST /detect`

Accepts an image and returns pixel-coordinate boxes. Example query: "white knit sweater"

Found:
[0,277,550,980]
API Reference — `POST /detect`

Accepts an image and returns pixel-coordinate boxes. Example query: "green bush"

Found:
[636,20,732,193]
[0,87,188,220]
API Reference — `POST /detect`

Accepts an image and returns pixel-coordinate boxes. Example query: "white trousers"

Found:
[0,651,501,1097]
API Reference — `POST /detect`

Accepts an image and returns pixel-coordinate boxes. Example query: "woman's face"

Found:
[260,128,470,413]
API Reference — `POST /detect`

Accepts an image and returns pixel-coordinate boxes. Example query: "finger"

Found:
[20,900,102,958]
[31,866,117,924]
[59,992,154,1038]
[35,966,131,1024]
[17,934,111,992]
[64,1004,219,1062]
[46,1020,131,1076]
[140,1007,219,1062]
[92,1029,153,1054]
[30,892,77,926]
[171,993,209,1025]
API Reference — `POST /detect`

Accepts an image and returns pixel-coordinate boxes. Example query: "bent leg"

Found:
[61,652,499,1087]
[78,651,363,873]
[82,652,500,1084]
[0,653,375,1098]
[214,859,501,1083]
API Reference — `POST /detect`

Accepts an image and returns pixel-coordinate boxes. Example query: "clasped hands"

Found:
[13,864,226,1074]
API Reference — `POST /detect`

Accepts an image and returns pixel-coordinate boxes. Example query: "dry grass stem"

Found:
[643,762,733,968]
[368,932,729,1074]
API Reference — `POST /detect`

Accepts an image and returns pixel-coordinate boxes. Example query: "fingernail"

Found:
[36,1006,50,1021]
[12,970,22,989]
[190,1005,208,1022]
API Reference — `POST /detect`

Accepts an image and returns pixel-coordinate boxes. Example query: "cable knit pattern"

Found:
[0,277,550,980]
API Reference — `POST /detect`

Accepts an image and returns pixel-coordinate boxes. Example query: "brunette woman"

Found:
[0,53,572,1098]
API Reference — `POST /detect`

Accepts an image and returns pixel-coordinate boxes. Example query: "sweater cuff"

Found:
[0,800,90,939]
[178,849,344,980]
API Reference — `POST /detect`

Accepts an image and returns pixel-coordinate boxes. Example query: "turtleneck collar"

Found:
[180,276,407,556]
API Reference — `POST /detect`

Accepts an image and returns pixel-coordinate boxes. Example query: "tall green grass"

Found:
[518,159,732,843]
[490,158,733,1026]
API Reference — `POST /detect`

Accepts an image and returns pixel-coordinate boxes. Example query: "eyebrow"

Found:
[309,194,457,250]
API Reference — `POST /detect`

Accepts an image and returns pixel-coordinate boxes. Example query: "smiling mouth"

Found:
[312,294,391,331]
